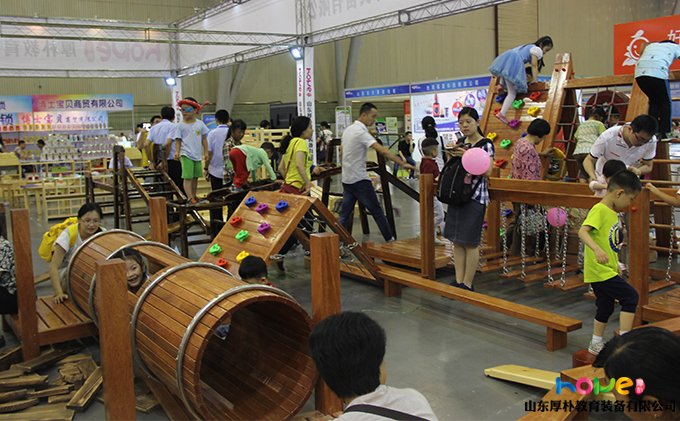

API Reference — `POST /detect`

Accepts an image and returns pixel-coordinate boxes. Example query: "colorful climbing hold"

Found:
[495,92,507,103]
[236,251,250,263]
[527,106,541,117]
[508,119,520,129]
[275,200,289,212]
[512,99,524,109]
[487,132,498,141]
[229,216,242,227]
[494,159,507,168]
[500,139,512,149]
[257,222,271,234]
[209,243,222,256]
[529,91,541,101]
[216,258,230,268]
[235,230,249,242]
[255,203,269,214]
[245,196,257,207]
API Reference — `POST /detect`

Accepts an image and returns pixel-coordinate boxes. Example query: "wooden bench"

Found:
[4,297,96,347]
[6,209,97,360]
[377,264,582,351]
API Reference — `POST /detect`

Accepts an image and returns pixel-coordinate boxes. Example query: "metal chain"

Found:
[559,219,570,288]
[544,208,554,285]
[666,206,675,283]
[520,204,527,280]
[534,205,543,258]
[501,202,509,275]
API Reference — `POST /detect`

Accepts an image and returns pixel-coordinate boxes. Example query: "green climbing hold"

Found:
[209,243,222,256]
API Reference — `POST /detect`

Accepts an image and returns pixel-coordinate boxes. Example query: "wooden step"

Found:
[499,260,557,279]
[520,265,580,284]
[478,255,544,273]
[544,274,586,291]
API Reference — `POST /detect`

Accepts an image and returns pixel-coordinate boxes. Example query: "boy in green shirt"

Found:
[578,170,641,356]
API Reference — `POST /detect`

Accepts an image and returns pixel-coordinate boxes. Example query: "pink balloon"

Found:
[547,207,568,227]
[461,147,490,176]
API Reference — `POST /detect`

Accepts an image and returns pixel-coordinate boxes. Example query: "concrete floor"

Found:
[3,179,673,420]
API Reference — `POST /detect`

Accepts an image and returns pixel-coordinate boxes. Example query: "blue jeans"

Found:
[393,156,416,178]
[339,180,393,241]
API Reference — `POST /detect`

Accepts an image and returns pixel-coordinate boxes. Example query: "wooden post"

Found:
[420,174,435,279]
[540,53,573,153]
[149,197,168,245]
[310,233,343,415]
[628,188,650,326]
[11,209,39,360]
[95,259,136,421]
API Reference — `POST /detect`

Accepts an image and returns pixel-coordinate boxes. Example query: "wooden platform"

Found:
[4,297,97,347]
[376,264,582,351]
[363,238,452,269]
[643,287,680,322]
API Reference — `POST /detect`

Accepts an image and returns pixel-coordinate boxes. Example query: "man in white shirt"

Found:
[309,312,438,421]
[583,114,658,181]
[205,109,230,235]
[340,103,415,242]
[147,106,183,194]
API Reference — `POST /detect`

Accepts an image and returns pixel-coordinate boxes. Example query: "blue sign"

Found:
[410,76,492,93]
[344,84,410,99]
[202,113,217,130]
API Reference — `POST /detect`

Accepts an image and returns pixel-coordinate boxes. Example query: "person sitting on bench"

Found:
[309,311,438,420]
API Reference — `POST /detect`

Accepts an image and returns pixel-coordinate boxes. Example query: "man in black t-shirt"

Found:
[394,131,416,178]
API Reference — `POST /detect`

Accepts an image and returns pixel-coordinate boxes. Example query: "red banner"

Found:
[613,14,680,75]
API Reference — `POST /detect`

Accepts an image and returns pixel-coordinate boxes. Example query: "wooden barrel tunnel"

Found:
[64,230,317,420]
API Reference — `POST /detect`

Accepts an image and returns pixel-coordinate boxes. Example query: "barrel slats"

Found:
[201,352,294,419]
[231,312,316,385]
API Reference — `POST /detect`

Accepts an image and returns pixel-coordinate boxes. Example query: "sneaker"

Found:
[449,281,461,288]
[588,340,604,356]
[456,283,475,292]
[495,113,509,125]
[434,238,447,246]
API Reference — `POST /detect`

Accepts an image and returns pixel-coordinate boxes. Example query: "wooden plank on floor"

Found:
[484,365,558,390]
[0,403,74,420]
[377,264,582,332]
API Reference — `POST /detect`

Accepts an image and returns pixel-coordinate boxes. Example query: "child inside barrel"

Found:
[213,255,274,341]
[111,248,148,294]
[238,255,273,287]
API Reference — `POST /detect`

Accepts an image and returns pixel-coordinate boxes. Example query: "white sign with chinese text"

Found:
[0,39,170,71]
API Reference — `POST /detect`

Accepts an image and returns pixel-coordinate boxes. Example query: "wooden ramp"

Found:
[376,264,582,351]
[4,297,97,347]
[364,238,452,269]
[643,287,680,322]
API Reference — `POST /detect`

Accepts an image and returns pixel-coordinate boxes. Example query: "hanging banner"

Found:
[304,47,316,164]
[0,96,33,113]
[33,94,134,111]
[614,15,680,75]
[0,112,33,132]
[296,58,305,118]
[32,111,108,131]
[0,39,170,71]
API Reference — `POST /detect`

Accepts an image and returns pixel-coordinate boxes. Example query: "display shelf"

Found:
[41,175,114,221]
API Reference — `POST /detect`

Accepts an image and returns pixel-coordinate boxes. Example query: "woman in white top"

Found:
[49,203,105,303]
